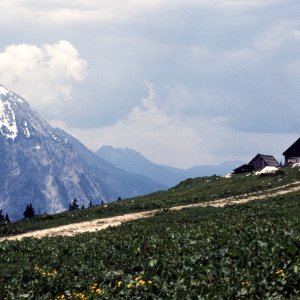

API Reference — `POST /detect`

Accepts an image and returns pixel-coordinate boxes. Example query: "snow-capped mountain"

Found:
[0,85,164,220]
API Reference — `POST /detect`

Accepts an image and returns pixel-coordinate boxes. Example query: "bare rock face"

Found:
[0,85,163,220]
[0,85,107,219]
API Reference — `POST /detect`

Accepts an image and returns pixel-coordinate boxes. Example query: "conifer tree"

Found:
[23,203,35,219]
[69,198,80,211]
[0,210,4,224]
[5,213,10,223]
[0,210,11,224]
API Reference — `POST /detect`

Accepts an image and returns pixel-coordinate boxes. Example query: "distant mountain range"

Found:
[55,128,166,198]
[0,83,241,220]
[96,145,241,187]
[0,85,164,220]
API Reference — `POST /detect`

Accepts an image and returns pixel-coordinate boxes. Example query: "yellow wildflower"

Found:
[127,283,133,288]
[47,270,58,277]
[135,276,142,281]
[95,288,102,294]
[275,269,285,277]
[117,281,122,287]
[70,292,87,300]
[35,266,57,278]
[147,280,152,285]
[91,283,98,290]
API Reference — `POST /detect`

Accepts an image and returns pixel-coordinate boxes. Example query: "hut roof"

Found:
[249,154,279,167]
[283,138,300,156]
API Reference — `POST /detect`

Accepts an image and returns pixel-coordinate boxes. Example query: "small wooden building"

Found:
[283,138,300,165]
[233,154,279,174]
[249,154,280,171]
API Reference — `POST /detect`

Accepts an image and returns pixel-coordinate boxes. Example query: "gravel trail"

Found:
[2,181,300,241]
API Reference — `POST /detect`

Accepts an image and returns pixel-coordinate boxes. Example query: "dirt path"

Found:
[2,181,300,241]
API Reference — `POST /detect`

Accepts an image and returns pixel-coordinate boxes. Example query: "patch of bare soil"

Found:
[2,181,300,241]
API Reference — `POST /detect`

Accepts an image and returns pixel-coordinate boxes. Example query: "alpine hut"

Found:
[233,154,279,174]
[248,154,280,170]
[283,138,300,165]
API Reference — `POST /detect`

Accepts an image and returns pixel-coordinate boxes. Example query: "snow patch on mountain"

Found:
[23,121,31,138]
[0,99,18,140]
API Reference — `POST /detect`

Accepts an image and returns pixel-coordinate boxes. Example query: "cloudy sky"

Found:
[1,0,300,168]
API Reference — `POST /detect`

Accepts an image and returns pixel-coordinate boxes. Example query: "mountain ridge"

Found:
[96,145,241,187]
[0,85,164,220]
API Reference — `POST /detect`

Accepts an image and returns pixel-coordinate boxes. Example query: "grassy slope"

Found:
[1,191,300,298]
[1,167,300,237]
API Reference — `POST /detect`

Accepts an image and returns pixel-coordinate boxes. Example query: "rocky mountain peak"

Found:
[0,85,164,220]
[0,85,105,219]
[0,84,66,143]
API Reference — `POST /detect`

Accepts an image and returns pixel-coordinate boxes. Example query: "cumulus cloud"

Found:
[50,83,297,168]
[51,84,205,168]
[0,40,86,114]
[1,0,300,168]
